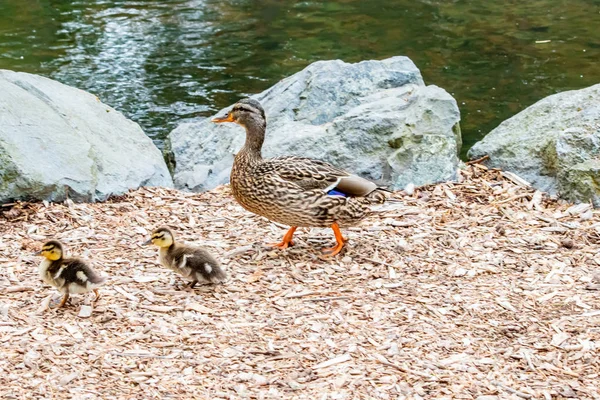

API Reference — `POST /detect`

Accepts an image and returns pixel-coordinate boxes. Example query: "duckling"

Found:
[34,240,107,308]
[143,227,226,288]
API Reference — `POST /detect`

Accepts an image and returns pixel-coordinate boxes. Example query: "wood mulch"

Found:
[1,164,599,399]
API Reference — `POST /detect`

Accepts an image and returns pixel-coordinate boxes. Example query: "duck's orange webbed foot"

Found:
[322,222,347,257]
[268,226,297,249]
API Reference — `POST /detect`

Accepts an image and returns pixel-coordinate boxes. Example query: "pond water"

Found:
[1,0,599,157]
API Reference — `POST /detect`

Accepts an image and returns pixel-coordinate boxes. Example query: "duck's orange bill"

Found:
[211,113,234,123]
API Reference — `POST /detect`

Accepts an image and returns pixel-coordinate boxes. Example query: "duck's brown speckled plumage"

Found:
[231,153,386,228]
[213,98,389,255]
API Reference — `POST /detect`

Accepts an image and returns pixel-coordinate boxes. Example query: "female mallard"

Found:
[212,98,388,256]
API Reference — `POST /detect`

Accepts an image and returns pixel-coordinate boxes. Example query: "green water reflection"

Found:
[1,0,599,157]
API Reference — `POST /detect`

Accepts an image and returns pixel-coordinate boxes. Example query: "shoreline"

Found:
[1,164,599,398]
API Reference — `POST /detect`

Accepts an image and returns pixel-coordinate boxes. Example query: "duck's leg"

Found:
[188,280,198,289]
[57,293,70,308]
[269,226,297,249]
[322,222,347,256]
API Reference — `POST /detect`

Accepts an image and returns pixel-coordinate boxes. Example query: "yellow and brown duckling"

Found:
[34,240,106,308]
[144,226,226,288]
[212,98,389,256]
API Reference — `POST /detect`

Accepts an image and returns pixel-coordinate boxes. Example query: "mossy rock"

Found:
[468,83,600,206]
[169,56,462,191]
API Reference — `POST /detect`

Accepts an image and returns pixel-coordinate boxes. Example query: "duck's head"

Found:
[143,226,175,248]
[211,98,265,128]
[34,240,64,261]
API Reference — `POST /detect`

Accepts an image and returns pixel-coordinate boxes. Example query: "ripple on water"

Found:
[0,0,598,155]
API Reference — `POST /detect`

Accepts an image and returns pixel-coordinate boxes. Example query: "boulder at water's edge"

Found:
[468,84,600,206]
[0,70,173,203]
[168,56,462,191]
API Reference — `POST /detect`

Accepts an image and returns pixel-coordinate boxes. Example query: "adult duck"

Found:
[212,98,389,256]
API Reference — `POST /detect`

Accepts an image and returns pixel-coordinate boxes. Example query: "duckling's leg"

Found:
[93,289,101,303]
[322,223,346,256]
[188,280,198,289]
[57,293,70,308]
[269,226,297,249]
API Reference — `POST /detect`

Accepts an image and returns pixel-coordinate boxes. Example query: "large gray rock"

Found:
[169,56,461,191]
[0,70,173,203]
[468,84,600,206]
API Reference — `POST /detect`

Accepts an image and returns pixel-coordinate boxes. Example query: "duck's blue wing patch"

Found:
[327,189,348,197]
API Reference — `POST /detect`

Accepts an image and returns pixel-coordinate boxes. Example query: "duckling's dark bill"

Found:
[211,114,234,123]
[33,250,42,256]
[142,239,153,246]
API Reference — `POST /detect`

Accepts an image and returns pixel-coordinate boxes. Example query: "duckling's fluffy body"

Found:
[158,245,225,284]
[36,240,106,307]
[39,258,106,294]
[147,227,226,287]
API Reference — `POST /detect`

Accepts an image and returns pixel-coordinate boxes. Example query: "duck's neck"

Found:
[238,118,266,160]
[159,244,175,262]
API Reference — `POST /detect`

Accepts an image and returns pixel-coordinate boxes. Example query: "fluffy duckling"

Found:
[34,240,107,308]
[144,227,226,288]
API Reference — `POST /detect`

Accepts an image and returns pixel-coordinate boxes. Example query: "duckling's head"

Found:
[34,240,64,261]
[144,226,175,248]
[211,98,265,129]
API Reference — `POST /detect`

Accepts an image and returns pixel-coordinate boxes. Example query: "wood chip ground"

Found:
[1,165,599,399]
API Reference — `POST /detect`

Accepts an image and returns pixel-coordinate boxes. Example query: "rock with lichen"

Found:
[468,83,600,206]
[168,56,462,192]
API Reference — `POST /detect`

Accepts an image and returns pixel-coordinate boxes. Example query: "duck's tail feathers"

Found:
[205,263,227,283]
[363,188,397,204]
